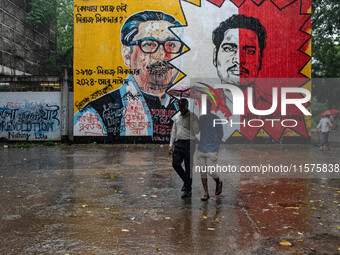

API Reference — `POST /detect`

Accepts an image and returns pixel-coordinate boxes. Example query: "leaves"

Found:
[27,0,73,75]
[312,0,340,111]
[280,240,292,246]
[26,0,57,27]
[312,0,340,79]
[285,207,299,210]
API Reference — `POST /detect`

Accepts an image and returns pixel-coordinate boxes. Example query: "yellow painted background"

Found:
[73,0,186,114]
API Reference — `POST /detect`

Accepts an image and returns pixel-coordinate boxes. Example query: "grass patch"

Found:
[41,141,56,146]
[10,143,32,149]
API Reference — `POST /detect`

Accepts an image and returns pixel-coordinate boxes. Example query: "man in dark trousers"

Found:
[316,115,332,151]
[169,99,199,198]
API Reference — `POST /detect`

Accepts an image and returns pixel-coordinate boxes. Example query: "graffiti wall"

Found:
[0,92,61,141]
[74,0,311,143]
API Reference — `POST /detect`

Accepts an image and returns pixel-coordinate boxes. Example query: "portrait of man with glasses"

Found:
[74,11,183,140]
[121,11,183,100]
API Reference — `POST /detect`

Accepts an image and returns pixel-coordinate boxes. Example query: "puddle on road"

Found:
[0,145,339,254]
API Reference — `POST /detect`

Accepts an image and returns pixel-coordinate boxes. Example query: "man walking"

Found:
[197,100,223,201]
[169,99,199,198]
[316,115,332,151]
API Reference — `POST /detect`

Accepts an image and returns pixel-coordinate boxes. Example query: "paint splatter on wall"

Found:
[73,0,311,143]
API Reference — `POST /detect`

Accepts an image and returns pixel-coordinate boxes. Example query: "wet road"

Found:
[0,140,339,254]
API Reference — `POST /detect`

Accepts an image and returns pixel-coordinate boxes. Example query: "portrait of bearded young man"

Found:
[212,14,272,108]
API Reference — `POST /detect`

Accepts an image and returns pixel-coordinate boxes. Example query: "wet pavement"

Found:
[0,133,340,254]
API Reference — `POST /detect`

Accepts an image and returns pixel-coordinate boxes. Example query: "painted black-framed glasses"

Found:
[128,38,184,54]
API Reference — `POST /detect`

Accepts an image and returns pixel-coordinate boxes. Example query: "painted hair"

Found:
[121,11,181,45]
[212,14,266,68]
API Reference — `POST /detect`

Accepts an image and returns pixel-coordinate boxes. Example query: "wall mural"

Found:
[74,0,311,143]
[0,92,61,141]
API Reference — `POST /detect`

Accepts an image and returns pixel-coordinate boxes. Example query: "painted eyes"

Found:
[166,42,177,50]
[221,43,257,55]
[244,47,256,55]
[221,44,237,53]
[141,41,158,50]
[139,40,183,54]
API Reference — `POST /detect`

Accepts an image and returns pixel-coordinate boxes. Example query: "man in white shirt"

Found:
[316,115,332,151]
[169,99,199,198]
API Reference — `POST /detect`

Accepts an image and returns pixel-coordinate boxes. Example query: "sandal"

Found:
[201,194,210,201]
[215,181,223,196]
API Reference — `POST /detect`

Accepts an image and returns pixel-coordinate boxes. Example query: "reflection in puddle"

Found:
[120,150,154,166]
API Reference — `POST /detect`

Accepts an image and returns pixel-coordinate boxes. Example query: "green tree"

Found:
[312,0,340,109]
[312,0,340,78]
[27,0,73,76]
[26,0,57,26]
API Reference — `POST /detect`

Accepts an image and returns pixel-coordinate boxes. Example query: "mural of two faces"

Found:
[74,0,311,143]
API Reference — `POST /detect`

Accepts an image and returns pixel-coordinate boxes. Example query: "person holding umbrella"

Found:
[197,100,223,201]
[169,98,199,198]
[316,114,333,151]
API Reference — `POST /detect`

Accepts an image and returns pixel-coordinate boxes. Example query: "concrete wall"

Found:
[68,92,74,141]
[0,0,56,75]
[73,0,311,144]
[0,92,61,141]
